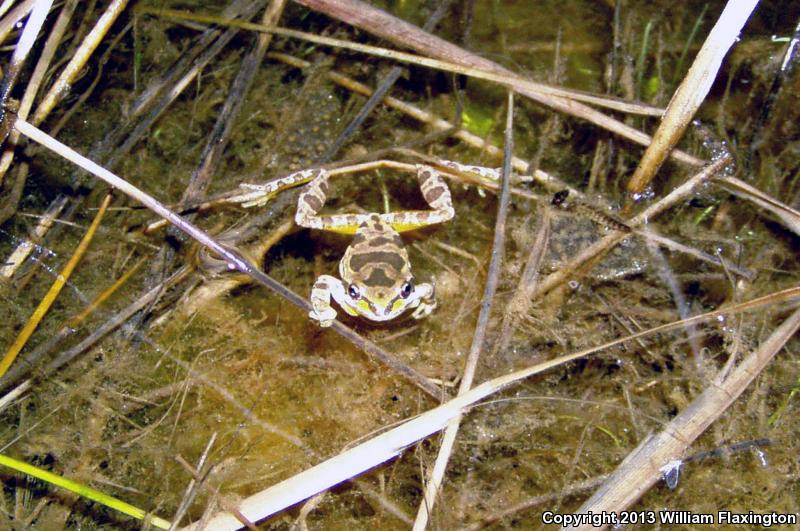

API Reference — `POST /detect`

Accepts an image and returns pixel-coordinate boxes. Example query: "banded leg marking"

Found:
[295,169,388,234]
[439,160,501,184]
[380,165,455,231]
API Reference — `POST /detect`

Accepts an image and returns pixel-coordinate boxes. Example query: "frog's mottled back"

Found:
[338,215,414,319]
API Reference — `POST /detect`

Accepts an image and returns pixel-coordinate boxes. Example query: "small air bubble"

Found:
[754,448,768,467]
[660,460,683,489]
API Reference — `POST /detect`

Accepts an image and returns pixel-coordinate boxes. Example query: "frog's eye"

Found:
[400,280,413,299]
[348,284,361,300]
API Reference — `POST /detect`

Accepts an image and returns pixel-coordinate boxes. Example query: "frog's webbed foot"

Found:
[309,274,345,327]
[439,160,501,186]
[235,168,321,208]
[236,184,277,208]
[410,282,436,320]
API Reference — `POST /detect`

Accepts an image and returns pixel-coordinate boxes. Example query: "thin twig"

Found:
[412,91,515,530]
[714,173,800,235]
[0,0,72,185]
[170,433,218,531]
[288,0,703,166]
[180,0,288,206]
[317,0,455,163]
[145,7,668,119]
[0,193,111,378]
[0,0,52,143]
[0,256,146,391]
[568,306,800,531]
[0,266,192,410]
[29,0,129,127]
[491,209,551,360]
[185,286,800,529]
[13,118,441,399]
[0,195,69,278]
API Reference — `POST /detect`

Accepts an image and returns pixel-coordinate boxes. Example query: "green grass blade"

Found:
[0,453,171,529]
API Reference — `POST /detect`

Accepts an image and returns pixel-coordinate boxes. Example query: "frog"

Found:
[237,162,456,327]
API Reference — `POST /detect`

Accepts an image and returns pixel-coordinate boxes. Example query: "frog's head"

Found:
[337,222,432,322]
[339,249,430,322]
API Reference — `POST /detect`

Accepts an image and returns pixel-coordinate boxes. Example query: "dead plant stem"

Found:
[289,0,703,166]
[0,193,111,378]
[568,305,800,530]
[412,92,515,530]
[13,118,441,399]
[0,0,52,144]
[627,0,759,193]
[30,0,129,127]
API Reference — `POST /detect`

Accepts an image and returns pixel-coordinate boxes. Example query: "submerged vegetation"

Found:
[0,0,798,528]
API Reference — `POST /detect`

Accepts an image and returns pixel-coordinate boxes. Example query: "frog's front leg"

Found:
[410,281,436,319]
[309,274,357,327]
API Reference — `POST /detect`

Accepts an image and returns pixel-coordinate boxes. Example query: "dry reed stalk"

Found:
[626,0,759,193]
[491,209,551,359]
[0,256,145,391]
[0,0,52,144]
[0,193,111,378]
[412,92,515,529]
[0,0,77,184]
[30,0,129,127]
[0,265,192,403]
[292,0,703,166]
[143,7,667,119]
[0,196,68,278]
[13,118,441,398]
[180,0,288,206]
[170,433,218,531]
[715,174,800,235]
[185,286,800,530]
[567,306,800,531]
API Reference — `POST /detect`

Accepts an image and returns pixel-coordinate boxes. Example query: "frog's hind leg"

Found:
[295,169,369,234]
[381,165,455,232]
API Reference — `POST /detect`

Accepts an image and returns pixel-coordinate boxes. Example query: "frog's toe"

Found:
[411,300,436,319]
[309,307,337,327]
